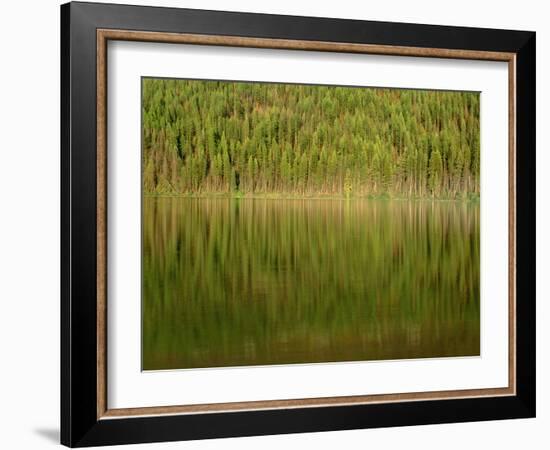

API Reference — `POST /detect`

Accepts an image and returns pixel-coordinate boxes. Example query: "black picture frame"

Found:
[61,1,535,447]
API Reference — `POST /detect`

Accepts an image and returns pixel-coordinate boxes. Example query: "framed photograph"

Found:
[61,1,536,447]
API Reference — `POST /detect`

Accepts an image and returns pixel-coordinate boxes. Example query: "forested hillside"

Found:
[142,78,480,198]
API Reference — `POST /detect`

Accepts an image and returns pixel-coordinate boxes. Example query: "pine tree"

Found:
[142,78,479,198]
[429,149,443,196]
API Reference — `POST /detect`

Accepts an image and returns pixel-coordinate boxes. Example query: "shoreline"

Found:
[143,192,480,202]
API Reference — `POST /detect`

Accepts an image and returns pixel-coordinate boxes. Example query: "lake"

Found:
[142,197,480,370]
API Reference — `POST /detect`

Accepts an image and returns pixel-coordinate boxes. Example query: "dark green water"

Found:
[142,197,480,370]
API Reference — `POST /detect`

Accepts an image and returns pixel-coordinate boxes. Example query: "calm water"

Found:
[142,198,480,370]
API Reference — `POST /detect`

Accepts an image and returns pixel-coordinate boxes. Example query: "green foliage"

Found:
[429,149,443,195]
[142,78,480,197]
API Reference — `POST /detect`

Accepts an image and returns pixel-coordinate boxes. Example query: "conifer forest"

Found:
[142,78,480,198]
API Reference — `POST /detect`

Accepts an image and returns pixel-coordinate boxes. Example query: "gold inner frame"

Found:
[96,29,517,420]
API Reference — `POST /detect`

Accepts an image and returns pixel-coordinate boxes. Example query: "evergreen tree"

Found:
[142,78,480,198]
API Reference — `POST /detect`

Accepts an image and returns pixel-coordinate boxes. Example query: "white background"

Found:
[0,0,546,449]
[108,42,509,408]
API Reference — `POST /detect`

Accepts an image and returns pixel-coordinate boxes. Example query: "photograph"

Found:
[141,78,481,370]
[53,1,536,447]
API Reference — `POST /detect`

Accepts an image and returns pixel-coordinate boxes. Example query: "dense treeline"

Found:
[142,78,480,197]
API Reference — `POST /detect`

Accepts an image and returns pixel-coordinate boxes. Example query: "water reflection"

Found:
[142,198,480,370]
